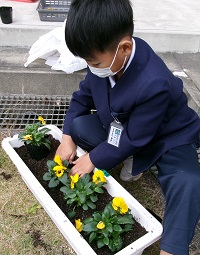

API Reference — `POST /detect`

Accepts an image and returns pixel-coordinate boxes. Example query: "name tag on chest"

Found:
[107,120,123,147]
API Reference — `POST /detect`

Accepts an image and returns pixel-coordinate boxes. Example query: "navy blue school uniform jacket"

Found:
[63,37,200,175]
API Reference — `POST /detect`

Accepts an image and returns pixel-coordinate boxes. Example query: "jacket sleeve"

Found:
[63,73,95,135]
[89,77,171,170]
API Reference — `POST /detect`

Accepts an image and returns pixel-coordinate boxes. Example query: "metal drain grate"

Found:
[0,94,71,132]
[0,94,199,162]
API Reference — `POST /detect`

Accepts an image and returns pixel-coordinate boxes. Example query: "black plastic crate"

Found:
[37,0,71,22]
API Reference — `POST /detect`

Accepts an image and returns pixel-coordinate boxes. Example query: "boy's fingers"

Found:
[69,152,76,163]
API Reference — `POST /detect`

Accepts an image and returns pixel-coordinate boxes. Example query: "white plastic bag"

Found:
[24,20,87,73]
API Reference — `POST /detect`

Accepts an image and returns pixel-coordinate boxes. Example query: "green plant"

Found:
[75,197,135,253]
[0,157,6,167]
[60,170,107,218]
[27,203,42,214]
[43,155,70,188]
[42,157,136,253]
[18,116,51,149]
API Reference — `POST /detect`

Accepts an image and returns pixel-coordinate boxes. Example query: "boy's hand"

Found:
[55,134,76,163]
[69,153,95,177]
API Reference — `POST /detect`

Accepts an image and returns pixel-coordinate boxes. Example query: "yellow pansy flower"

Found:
[54,155,63,166]
[23,134,33,141]
[75,219,83,232]
[97,221,105,229]
[92,170,107,184]
[55,168,64,178]
[112,197,128,214]
[53,165,67,171]
[38,116,46,125]
[70,174,79,189]
[53,155,67,177]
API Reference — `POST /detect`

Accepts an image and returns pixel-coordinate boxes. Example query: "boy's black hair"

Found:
[65,0,134,59]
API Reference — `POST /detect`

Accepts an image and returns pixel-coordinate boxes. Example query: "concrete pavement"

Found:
[0,0,200,52]
[0,47,200,117]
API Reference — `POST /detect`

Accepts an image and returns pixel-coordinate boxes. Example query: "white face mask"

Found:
[88,43,127,78]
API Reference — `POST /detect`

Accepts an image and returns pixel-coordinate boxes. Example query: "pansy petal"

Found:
[73,173,79,183]
[70,180,75,189]
[53,165,66,171]
[112,197,128,214]
[54,155,63,166]
[55,169,64,177]
[112,197,121,207]
[75,219,83,232]
[38,116,46,124]
[23,134,33,141]
[97,221,105,229]
[92,170,106,184]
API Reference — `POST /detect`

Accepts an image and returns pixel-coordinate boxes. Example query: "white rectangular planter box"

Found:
[2,124,163,255]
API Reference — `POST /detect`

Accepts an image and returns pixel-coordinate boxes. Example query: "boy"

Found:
[56,0,200,254]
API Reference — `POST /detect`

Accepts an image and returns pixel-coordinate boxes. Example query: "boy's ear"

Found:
[120,40,132,56]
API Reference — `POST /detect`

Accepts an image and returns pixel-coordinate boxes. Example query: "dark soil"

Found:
[15,135,147,255]
[26,227,51,251]
[0,171,12,180]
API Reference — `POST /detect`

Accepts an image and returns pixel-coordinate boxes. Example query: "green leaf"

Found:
[40,127,50,133]
[90,195,98,203]
[83,222,98,232]
[106,223,113,232]
[82,204,89,210]
[96,182,106,188]
[113,224,122,232]
[82,173,90,185]
[67,193,76,199]
[117,215,135,224]
[83,217,93,224]
[94,187,104,193]
[102,213,109,222]
[108,239,115,252]
[48,177,60,188]
[102,228,109,237]
[114,236,123,251]
[86,188,93,196]
[63,160,69,168]
[97,239,105,249]
[79,193,87,203]
[103,204,111,218]
[67,211,76,219]
[76,180,83,190]
[86,201,96,210]
[85,182,93,190]
[43,172,52,181]
[60,186,70,194]
[26,140,32,145]
[106,203,117,216]
[60,186,69,193]
[27,203,42,214]
[18,132,25,140]
[44,142,51,150]
[93,212,102,222]
[47,160,56,170]
[89,232,96,243]
[103,237,109,245]
[67,199,75,205]
[45,135,51,141]
[111,215,118,223]
[59,172,69,185]
[123,224,133,232]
